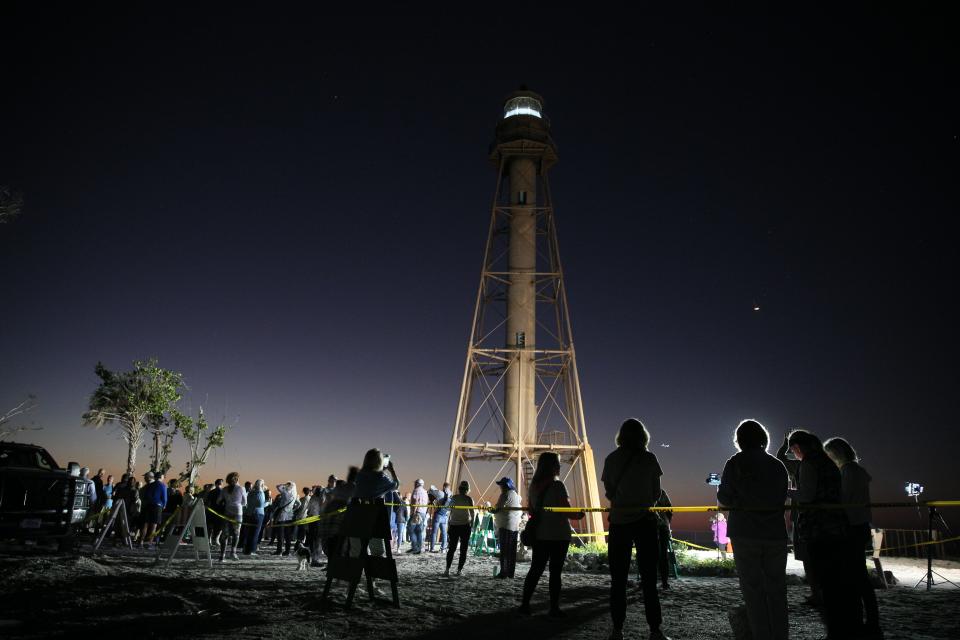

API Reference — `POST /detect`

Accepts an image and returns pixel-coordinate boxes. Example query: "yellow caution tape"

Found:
[874,534,960,554]
[206,506,350,528]
[205,507,242,525]
[271,507,348,527]
[380,500,960,514]
[146,506,181,541]
[671,538,717,552]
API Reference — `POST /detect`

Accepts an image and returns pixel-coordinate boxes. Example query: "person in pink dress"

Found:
[711,513,730,560]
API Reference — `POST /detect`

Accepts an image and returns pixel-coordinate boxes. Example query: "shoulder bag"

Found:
[520,480,554,547]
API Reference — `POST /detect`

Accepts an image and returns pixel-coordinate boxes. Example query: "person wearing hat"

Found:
[409,479,428,553]
[490,477,521,578]
[443,480,475,577]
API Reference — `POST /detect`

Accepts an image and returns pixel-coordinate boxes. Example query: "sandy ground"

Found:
[0,541,957,639]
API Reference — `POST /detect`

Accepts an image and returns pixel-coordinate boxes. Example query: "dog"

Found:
[295,543,312,570]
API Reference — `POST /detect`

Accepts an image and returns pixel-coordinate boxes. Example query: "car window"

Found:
[0,447,57,469]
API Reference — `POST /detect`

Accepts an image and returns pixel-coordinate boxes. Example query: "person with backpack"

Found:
[518,452,585,617]
[603,418,670,640]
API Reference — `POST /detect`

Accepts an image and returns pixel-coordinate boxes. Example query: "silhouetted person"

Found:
[825,437,883,639]
[443,480,475,577]
[205,478,224,549]
[777,432,821,606]
[602,418,670,640]
[319,468,358,557]
[654,488,673,590]
[349,449,400,596]
[717,419,789,640]
[519,451,585,617]
[789,429,858,639]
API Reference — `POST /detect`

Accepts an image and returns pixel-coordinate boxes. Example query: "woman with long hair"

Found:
[519,452,584,617]
[443,480,475,577]
[217,471,247,561]
[789,429,857,639]
[603,418,670,640]
[824,437,883,639]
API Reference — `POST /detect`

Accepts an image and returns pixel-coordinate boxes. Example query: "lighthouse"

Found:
[445,89,604,536]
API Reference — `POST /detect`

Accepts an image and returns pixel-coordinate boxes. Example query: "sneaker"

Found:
[281,551,290,557]
[443,569,450,577]
[231,553,240,560]
[608,631,624,640]
[518,603,531,616]
[649,630,671,640]
[456,569,462,576]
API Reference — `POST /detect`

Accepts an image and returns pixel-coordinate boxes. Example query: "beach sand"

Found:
[0,543,957,639]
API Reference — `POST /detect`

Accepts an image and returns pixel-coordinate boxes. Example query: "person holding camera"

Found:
[349,449,400,571]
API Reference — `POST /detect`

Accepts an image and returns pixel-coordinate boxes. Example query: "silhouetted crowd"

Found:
[82,417,883,640]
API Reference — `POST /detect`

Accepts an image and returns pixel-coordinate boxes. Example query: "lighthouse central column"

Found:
[504,156,538,447]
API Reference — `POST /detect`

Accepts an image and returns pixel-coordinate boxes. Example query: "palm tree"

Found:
[83,360,184,474]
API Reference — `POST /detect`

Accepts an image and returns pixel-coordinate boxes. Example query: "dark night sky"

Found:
[2,8,957,530]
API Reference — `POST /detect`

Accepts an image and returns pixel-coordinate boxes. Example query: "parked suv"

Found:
[0,441,92,549]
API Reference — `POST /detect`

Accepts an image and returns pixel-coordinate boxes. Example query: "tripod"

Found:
[914,506,958,590]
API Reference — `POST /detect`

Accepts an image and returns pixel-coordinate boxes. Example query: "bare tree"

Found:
[176,407,227,487]
[0,395,42,440]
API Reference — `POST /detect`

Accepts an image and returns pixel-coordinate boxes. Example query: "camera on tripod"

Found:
[905,481,924,497]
